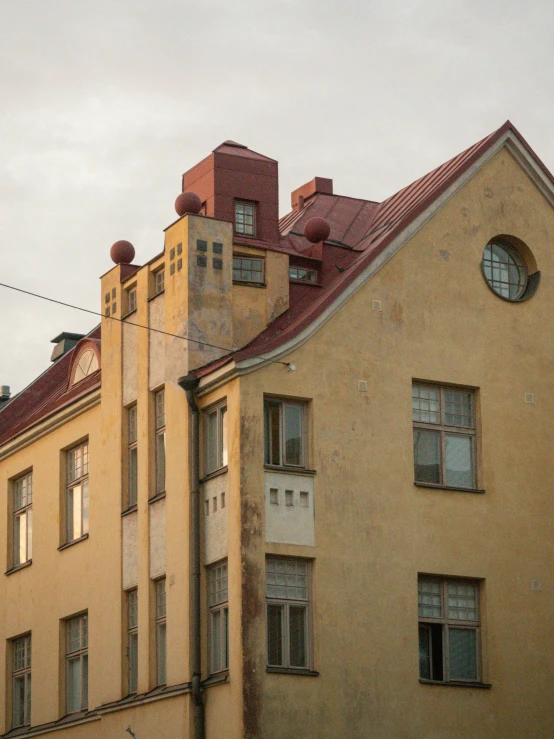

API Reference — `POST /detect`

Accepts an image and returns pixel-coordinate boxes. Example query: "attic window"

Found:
[235,201,256,237]
[73,350,99,385]
[289,266,318,283]
[481,237,539,302]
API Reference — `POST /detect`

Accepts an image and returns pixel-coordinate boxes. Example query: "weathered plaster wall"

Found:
[264,471,315,546]
[203,472,228,564]
[149,497,166,579]
[122,510,138,589]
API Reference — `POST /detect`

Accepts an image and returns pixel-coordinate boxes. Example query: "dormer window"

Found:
[289,266,318,283]
[234,201,256,237]
[72,350,99,385]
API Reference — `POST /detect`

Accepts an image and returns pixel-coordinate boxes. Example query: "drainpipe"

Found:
[178,373,204,739]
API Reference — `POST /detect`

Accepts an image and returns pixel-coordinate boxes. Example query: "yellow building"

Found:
[1,123,554,738]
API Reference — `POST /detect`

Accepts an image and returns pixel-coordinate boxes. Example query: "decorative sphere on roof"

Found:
[175,191,203,217]
[110,240,135,265]
[304,217,331,244]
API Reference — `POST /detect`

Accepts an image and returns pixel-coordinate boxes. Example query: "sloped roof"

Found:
[0,327,101,447]
[195,120,554,377]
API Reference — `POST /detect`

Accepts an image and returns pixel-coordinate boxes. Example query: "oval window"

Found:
[73,350,99,384]
[482,240,528,301]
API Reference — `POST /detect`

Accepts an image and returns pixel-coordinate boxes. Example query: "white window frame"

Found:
[155,578,167,685]
[234,200,256,237]
[154,390,165,496]
[418,576,481,684]
[66,442,89,542]
[412,383,476,489]
[12,634,31,728]
[65,613,88,714]
[204,402,228,475]
[208,561,229,675]
[266,558,312,671]
[13,472,32,566]
[264,398,307,469]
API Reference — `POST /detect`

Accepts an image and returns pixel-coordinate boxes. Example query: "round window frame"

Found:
[481,236,538,303]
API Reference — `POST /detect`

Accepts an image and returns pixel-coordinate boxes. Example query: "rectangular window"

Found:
[156,579,167,685]
[412,384,476,489]
[208,561,229,674]
[418,577,481,683]
[66,442,89,542]
[233,256,264,284]
[128,405,138,507]
[234,201,256,237]
[66,614,88,713]
[154,268,165,295]
[204,403,228,475]
[266,558,311,670]
[264,399,306,468]
[127,590,138,694]
[13,472,32,566]
[12,635,31,728]
[289,266,318,283]
[127,287,137,313]
[154,390,165,495]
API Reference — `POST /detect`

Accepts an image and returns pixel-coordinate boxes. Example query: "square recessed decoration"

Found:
[213,242,223,254]
[177,258,182,271]
[213,258,223,270]
[170,263,175,275]
[372,300,382,311]
[197,255,207,267]
[176,243,182,255]
[358,381,368,393]
[197,240,208,252]
[170,248,175,260]
[525,393,534,404]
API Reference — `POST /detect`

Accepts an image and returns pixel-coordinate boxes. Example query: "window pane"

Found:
[82,479,89,535]
[223,607,229,670]
[212,610,221,673]
[129,632,138,693]
[289,606,307,667]
[129,447,138,506]
[157,622,167,685]
[418,625,431,679]
[264,402,281,466]
[267,605,283,666]
[221,407,228,467]
[413,429,440,484]
[156,432,166,493]
[27,508,32,560]
[444,390,473,428]
[206,411,218,473]
[14,512,26,565]
[412,386,440,423]
[418,579,442,618]
[447,582,478,621]
[82,654,88,709]
[67,657,81,713]
[449,628,477,681]
[445,434,473,488]
[13,675,26,727]
[284,404,303,466]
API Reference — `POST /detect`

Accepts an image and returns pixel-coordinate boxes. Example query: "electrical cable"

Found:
[0,281,236,353]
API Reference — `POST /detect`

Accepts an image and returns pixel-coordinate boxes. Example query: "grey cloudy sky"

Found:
[1,0,553,394]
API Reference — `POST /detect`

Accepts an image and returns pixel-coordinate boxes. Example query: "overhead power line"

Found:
[0,282,236,354]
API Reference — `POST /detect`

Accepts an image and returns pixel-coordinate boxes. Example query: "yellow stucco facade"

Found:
[1,129,554,739]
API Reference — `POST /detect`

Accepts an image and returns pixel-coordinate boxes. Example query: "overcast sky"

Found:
[1,0,553,395]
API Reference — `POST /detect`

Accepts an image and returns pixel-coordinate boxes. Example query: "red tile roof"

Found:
[195,120,554,377]
[0,327,101,447]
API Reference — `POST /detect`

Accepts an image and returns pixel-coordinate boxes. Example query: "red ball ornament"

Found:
[110,240,135,265]
[175,191,202,217]
[304,217,331,244]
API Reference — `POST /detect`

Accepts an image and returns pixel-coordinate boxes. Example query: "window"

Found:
[127,286,137,313]
[128,405,138,507]
[234,200,256,237]
[264,399,306,468]
[66,442,89,541]
[266,558,311,670]
[482,239,527,301]
[72,350,99,385]
[155,579,167,685]
[418,577,481,683]
[127,590,138,694]
[66,614,88,713]
[412,384,475,489]
[154,390,165,495]
[289,266,318,283]
[12,635,31,728]
[233,256,264,284]
[204,403,228,475]
[154,268,165,295]
[13,472,32,566]
[208,561,229,674]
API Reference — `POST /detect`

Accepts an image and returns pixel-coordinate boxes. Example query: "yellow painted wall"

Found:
[236,147,554,738]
